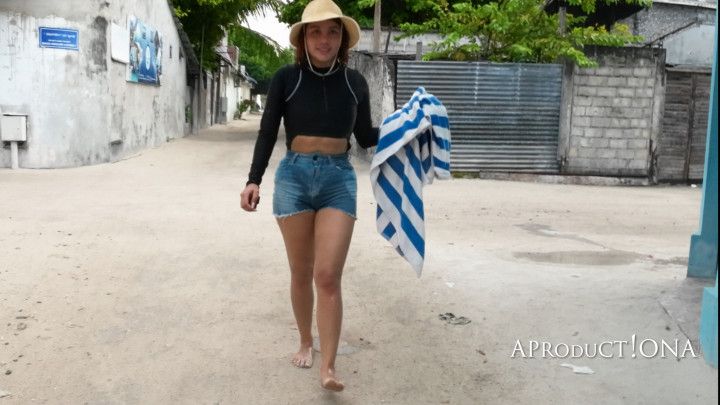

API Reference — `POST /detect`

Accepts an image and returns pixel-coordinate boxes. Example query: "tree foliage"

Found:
[398,0,649,66]
[173,0,281,69]
[277,0,472,28]
[228,26,294,93]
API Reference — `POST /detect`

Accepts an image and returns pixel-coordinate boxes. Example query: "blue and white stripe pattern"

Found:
[370,87,451,277]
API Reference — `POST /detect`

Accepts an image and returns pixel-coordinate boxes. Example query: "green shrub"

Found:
[233,99,254,120]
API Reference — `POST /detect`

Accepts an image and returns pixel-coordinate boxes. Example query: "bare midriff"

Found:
[290,135,348,155]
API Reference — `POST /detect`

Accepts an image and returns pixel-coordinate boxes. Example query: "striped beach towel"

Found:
[370,87,451,277]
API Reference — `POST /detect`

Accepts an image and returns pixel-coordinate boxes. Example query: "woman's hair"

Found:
[294,18,350,66]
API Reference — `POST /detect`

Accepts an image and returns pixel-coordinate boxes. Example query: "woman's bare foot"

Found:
[320,367,344,391]
[291,344,314,368]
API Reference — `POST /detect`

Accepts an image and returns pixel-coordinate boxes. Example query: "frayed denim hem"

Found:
[318,206,357,220]
[273,209,315,219]
[273,207,357,221]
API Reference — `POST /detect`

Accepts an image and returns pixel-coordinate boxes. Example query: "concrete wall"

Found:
[561,46,666,177]
[106,0,188,157]
[347,52,395,159]
[621,3,716,66]
[356,28,443,56]
[0,0,188,168]
[348,52,395,126]
[664,24,716,65]
[225,71,239,123]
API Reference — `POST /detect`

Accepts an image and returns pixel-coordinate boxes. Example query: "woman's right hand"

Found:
[240,183,260,212]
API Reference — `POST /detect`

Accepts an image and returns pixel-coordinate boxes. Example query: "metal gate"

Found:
[396,60,562,173]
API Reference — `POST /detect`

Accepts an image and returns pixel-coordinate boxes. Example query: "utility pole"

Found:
[372,0,381,53]
[558,0,566,35]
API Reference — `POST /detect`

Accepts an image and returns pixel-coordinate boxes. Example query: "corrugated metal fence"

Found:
[396,61,563,172]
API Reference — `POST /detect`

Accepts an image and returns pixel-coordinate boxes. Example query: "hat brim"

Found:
[289,15,360,49]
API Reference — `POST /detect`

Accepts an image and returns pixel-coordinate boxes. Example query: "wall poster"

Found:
[126,15,162,85]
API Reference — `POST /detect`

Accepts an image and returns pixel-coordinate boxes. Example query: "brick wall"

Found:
[561,46,666,177]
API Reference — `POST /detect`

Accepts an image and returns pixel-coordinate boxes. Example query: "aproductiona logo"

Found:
[511,335,699,359]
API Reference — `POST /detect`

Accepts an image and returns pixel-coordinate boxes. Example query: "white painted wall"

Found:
[0,0,189,168]
[226,74,239,123]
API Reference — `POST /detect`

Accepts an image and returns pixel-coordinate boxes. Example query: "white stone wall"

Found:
[0,0,189,168]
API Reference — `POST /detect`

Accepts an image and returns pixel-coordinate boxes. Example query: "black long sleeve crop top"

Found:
[246,63,379,185]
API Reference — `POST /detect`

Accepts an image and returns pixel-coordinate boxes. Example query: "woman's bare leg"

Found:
[313,208,355,391]
[277,212,316,368]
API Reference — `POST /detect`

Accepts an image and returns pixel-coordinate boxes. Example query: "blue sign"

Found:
[39,27,79,50]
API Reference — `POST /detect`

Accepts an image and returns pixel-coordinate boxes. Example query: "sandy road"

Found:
[0,115,716,404]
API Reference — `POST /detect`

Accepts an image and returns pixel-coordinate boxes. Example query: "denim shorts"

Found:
[273,151,357,219]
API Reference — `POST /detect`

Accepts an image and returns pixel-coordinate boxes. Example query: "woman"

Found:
[239,0,378,392]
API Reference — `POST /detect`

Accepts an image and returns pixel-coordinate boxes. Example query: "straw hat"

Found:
[289,0,361,49]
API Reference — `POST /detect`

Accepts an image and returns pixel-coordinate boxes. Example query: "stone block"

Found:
[628,139,650,149]
[606,128,624,138]
[604,158,627,169]
[573,74,586,84]
[572,116,590,127]
[577,86,597,96]
[623,128,641,137]
[630,119,649,128]
[636,88,654,98]
[633,98,652,108]
[635,149,650,159]
[615,68,633,76]
[616,149,635,159]
[607,77,627,86]
[578,148,599,158]
[597,88,617,97]
[592,97,611,107]
[610,118,631,128]
[574,96,593,106]
[587,76,608,86]
[620,108,644,118]
[610,140,629,149]
[572,106,587,117]
[590,117,612,127]
[586,107,610,116]
[585,127,604,137]
[598,149,617,159]
[627,77,644,87]
[627,159,648,170]
[595,67,614,76]
[633,67,653,77]
[618,88,635,97]
[613,98,634,108]
[590,138,610,148]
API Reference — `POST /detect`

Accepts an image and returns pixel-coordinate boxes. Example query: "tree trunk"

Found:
[372,0,381,53]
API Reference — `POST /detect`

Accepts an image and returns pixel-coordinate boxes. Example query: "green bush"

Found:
[233,99,254,120]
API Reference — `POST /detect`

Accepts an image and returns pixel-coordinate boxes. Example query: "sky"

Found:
[242,8,291,49]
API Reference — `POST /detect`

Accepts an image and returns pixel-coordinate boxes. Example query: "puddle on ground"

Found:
[514,223,689,267]
[513,250,646,266]
[515,223,606,248]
